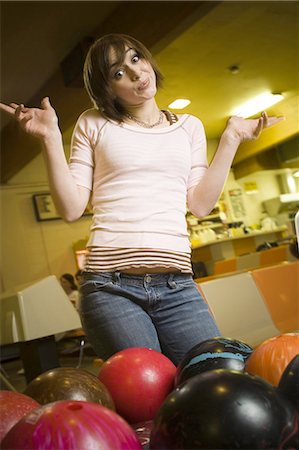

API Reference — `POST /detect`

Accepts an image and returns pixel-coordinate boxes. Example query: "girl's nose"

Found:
[128,66,141,80]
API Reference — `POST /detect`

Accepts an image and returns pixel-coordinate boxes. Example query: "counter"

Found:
[192,226,289,263]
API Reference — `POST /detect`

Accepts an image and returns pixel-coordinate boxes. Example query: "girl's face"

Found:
[109,46,157,107]
[60,277,71,292]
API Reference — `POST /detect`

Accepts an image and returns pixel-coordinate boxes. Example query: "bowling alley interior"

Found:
[0,2,298,447]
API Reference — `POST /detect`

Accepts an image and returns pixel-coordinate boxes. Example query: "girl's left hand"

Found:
[225,111,285,143]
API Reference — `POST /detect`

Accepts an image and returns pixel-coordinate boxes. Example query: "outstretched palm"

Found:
[0,97,58,140]
[227,112,284,143]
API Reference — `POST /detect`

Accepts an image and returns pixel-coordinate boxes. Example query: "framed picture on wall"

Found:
[32,193,93,221]
[32,193,60,221]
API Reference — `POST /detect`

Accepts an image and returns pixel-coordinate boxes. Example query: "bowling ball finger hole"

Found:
[67,403,83,411]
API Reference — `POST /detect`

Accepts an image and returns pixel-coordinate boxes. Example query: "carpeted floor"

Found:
[0,337,101,393]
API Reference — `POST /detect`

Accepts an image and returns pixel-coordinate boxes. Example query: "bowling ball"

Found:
[0,391,40,442]
[150,370,299,450]
[1,400,142,450]
[245,333,299,386]
[98,347,176,423]
[23,367,115,409]
[175,336,253,387]
[278,355,299,412]
[132,421,154,450]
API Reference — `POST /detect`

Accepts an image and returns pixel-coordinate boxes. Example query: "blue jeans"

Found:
[79,271,220,366]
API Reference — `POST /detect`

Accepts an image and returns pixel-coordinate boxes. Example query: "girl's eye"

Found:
[114,69,124,80]
[132,54,139,63]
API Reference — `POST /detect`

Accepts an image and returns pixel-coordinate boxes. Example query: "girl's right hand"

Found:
[0,97,59,140]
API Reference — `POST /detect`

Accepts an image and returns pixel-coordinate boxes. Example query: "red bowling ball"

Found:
[0,391,40,442]
[1,400,142,450]
[98,348,176,423]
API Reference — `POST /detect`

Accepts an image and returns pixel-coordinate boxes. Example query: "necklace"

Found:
[125,110,164,128]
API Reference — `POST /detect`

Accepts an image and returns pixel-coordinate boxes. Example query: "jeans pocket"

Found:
[175,278,196,289]
[80,279,114,297]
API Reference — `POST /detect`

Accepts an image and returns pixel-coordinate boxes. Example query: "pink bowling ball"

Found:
[1,400,142,450]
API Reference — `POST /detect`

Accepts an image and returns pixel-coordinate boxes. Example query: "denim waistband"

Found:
[82,270,192,285]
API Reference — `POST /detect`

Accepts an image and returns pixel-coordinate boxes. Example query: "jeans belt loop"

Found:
[113,271,121,284]
[168,273,176,289]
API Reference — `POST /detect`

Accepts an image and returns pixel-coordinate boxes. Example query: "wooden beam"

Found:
[1,1,221,183]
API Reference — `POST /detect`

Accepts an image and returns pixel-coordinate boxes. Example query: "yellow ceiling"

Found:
[154,1,298,141]
[1,1,298,181]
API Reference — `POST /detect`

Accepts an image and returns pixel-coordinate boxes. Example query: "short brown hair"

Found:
[83,34,163,122]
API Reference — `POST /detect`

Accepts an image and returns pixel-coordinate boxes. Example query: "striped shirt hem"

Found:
[84,247,192,274]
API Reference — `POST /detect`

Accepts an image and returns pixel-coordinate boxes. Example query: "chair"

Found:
[214,258,237,275]
[0,275,82,383]
[59,329,92,368]
[236,252,260,271]
[198,272,280,348]
[259,245,288,266]
[0,365,17,391]
[251,261,299,333]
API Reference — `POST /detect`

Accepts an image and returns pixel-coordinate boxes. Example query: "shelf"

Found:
[197,214,221,221]
[193,223,224,230]
[191,226,288,249]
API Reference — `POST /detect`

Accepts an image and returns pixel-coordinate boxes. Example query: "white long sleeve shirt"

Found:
[69,109,208,254]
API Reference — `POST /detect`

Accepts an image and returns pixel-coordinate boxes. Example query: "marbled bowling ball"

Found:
[175,336,253,387]
[150,370,299,450]
[2,400,142,450]
[245,333,299,386]
[23,367,115,410]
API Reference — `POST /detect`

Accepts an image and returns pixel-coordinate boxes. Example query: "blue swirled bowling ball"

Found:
[175,336,253,387]
[150,370,299,450]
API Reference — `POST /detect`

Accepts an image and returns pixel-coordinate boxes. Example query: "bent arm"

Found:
[0,98,90,221]
[42,130,91,222]
[187,112,284,218]
[187,131,239,218]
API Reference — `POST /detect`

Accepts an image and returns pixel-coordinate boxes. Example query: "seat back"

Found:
[236,252,260,271]
[198,272,280,348]
[214,258,237,275]
[251,261,299,333]
[259,245,288,266]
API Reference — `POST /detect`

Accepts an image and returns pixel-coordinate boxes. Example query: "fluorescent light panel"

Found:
[168,99,191,109]
[280,193,299,203]
[232,92,284,118]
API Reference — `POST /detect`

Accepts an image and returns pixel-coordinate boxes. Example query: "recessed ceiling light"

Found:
[232,92,284,118]
[168,99,191,109]
[228,64,240,74]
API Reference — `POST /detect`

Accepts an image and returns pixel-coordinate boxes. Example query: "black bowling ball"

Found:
[175,336,253,387]
[150,370,298,450]
[278,355,299,412]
